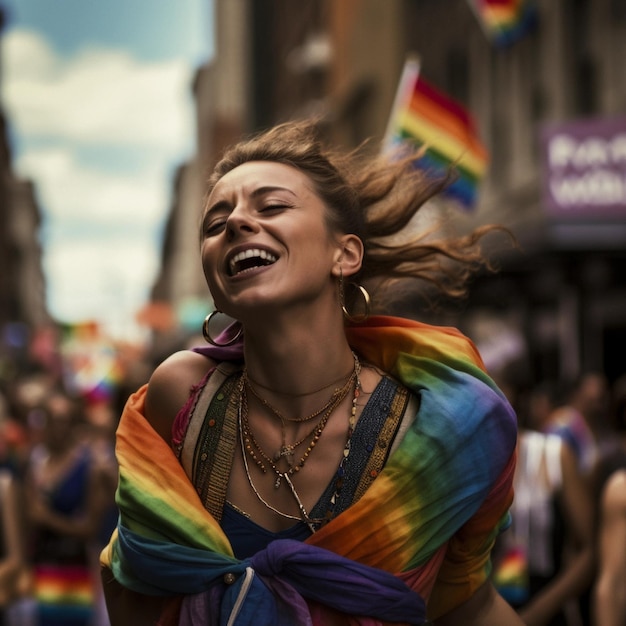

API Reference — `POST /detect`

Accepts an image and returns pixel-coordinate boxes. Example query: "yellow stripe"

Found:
[397,111,488,176]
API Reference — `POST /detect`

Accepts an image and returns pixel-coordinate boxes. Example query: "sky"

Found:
[1,0,214,342]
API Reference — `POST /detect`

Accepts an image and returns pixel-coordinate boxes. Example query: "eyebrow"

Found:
[205,185,297,216]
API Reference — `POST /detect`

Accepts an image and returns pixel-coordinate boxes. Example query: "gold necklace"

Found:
[238,394,318,532]
[244,353,360,466]
[241,380,344,486]
[239,354,362,490]
[243,363,356,423]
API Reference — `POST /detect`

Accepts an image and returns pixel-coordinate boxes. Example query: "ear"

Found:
[332,234,364,278]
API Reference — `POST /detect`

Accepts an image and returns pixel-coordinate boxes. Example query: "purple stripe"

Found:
[250,539,425,623]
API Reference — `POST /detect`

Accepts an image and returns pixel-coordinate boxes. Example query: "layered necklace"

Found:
[237,352,362,530]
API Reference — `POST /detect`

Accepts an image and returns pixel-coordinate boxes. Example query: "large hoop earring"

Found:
[202,311,243,346]
[339,270,371,323]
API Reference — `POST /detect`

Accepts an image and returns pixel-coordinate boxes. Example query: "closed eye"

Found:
[202,215,227,237]
[259,203,291,213]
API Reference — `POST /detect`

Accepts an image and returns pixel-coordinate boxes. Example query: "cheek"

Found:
[201,244,221,284]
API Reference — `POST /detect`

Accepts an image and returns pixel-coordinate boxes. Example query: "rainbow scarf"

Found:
[101,316,517,624]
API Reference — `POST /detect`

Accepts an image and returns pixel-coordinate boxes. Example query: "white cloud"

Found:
[3,28,195,149]
[2,27,197,338]
[17,146,170,224]
[44,238,160,324]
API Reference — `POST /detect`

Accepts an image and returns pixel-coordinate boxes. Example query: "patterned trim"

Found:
[185,368,415,525]
[354,384,412,502]
[181,362,241,522]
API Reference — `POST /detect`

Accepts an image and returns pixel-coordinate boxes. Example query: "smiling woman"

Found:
[100,120,523,626]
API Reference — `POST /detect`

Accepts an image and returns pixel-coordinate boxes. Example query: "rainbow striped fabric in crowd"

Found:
[468,0,538,47]
[384,58,489,209]
[34,564,95,626]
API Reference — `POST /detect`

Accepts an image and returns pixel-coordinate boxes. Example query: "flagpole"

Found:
[382,54,421,152]
[466,0,496,43]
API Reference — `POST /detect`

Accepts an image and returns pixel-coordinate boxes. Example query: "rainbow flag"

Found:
[384,57,489,210]
[468,0,538,47]
[59,321,124,404]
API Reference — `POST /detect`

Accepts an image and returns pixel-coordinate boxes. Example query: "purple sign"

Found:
[540,116,626,218]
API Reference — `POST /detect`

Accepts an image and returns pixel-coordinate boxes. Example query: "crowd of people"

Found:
[0,120,624,625]
[0,368,120,626]
[492,369,626,625]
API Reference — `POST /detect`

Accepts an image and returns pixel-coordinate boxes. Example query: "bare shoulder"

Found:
[602,469,626,514]
[145,349,217,443]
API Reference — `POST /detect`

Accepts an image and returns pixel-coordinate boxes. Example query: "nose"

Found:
[225,204,258,241]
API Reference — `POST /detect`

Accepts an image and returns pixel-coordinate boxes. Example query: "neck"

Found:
[242,310,355,398]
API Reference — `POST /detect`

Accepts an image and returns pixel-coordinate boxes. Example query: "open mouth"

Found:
[228,248,278,276]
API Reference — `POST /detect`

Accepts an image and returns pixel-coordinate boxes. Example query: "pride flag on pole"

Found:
[468,0,538,47]
[384,57,489,210]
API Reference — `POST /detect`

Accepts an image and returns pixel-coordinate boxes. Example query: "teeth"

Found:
[229,248,277,275]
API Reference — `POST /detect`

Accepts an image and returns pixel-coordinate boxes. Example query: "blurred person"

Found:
[0,392,29,478]
[100,120,522,625]
[84,402,118,626]
[25,389,113,626]
[493,429,594,624]
[526,382,562,432]
[0,393,30,626]
[592,374,626,626]
[544,372,612,477]
[492,380,594,626]
[3,373,54,477]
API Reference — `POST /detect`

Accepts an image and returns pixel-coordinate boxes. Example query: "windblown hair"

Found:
[205,120,507,302]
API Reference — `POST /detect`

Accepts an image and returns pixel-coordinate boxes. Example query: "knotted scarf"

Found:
[101,316,517,624]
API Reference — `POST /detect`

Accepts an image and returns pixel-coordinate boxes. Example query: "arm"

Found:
[434,581,525,625]
[0,472,28,605]
[101,567,172,626]
[594,470,626,626]
[519,442,595,626]
[102,350,215,625]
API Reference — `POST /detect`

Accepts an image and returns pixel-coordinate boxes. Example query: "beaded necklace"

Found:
[237,355,362,528]
[240,389,338,479]
[242,353,360,479]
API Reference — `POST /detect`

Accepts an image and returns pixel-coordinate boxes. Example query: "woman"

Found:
[26,389,112,626]
[0,468,29,626]
[594,465,626,626]
[592,374,626,626]
[491,380,594,625]
[493,430,594,624]
[101,121,521,625]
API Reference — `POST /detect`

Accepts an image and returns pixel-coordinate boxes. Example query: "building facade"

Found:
[0,7,49,366]
[155,0,626,385]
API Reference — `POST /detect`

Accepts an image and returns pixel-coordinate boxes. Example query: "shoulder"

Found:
[602,469,626,516]
[145,349,218,442]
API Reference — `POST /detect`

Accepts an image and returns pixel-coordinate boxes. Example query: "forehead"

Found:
[209,161,317,200]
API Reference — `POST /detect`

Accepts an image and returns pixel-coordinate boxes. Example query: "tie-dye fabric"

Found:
[101,316,517,624]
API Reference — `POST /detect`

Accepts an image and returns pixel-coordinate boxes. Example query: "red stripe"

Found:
[411,78,473,129]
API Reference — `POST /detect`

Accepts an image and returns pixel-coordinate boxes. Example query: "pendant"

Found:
[274,475,281,489]
[276,446,295,467]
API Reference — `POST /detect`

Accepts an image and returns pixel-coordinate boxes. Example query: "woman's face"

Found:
[201,161,349,318]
